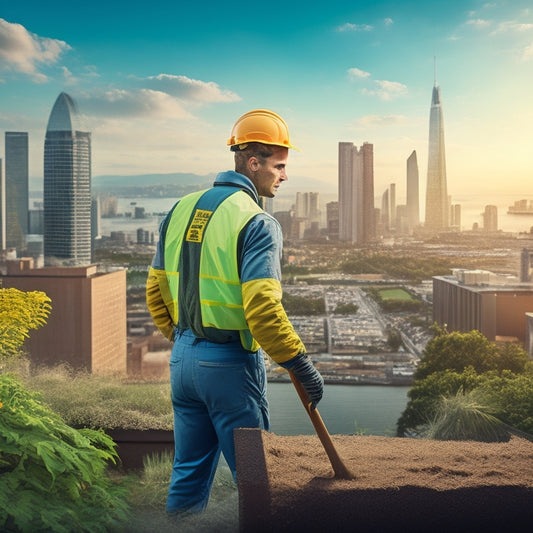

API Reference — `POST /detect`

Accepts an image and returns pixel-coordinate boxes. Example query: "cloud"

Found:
[384,18,394,27]
[138,74,241,103]
[348,66,407,101]
[348,67,371,80]
[362,80,407,101]
[355,114,407,127]
[336,23,373,32]
[77,88,193,120]
[521,42,533,61]
[492,21,533,33]
[466,18,491,28]
[0,18,71,82]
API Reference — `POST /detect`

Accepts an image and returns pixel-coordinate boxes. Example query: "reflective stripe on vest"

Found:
[163,187,263,351]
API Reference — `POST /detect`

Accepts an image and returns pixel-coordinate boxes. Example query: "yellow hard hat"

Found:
[227,109,300,151]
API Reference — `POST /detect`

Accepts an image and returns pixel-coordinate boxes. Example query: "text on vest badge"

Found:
[186,209,213,243]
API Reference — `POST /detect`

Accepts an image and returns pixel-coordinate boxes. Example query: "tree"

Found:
[414,328,529,381]
[386,328,403,351]
[0,288,51,362]
[397,327,533,437]
[333,302,358,315]
[282,293,325,315]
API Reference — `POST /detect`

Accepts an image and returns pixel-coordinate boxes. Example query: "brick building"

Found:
[2,259,127,374]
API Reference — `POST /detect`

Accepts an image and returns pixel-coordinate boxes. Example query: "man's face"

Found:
[249,146,289,198]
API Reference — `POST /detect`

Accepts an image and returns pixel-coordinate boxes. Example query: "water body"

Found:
[266,382,409,437]
[100,196,533,237]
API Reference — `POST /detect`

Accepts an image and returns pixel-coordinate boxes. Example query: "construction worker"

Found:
[146,109,324,516]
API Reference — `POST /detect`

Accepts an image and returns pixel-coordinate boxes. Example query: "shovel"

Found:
[289,371,354,480]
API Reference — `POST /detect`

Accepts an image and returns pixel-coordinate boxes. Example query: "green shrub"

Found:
[0,374,130,532]
[23,366,173,430]
[421,389,509,442]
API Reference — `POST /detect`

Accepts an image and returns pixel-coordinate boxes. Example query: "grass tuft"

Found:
[422,389,510,442]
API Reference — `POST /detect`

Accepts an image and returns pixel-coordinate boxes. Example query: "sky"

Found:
[1,0,533,214]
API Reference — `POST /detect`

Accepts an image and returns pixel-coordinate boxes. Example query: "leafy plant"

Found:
[0,374,131,532]
[0,288,51,362]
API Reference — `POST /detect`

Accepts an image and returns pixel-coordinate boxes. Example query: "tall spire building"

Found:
[338,141,374,244]
[424,82,449,231]
[44,92,92,266]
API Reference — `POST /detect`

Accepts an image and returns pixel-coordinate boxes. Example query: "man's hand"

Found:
[280,353,324,409]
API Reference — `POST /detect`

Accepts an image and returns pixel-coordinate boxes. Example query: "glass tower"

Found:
[424,84,448,230]
[5,132,29,249]
[44,92,92,265]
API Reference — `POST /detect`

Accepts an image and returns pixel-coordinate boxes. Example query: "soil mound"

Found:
[235,429,533,532]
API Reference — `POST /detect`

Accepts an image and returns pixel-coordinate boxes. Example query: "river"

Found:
[266,382,409,437]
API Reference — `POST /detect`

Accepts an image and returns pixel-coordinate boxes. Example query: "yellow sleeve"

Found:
[146,267,175,341]
[242,278,305,364]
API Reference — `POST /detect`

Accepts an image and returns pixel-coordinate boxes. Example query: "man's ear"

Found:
[248,156,260,172]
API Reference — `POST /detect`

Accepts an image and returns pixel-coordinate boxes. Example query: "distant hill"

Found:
[93,172,215,189]
[32,171,336,201]
[91,172,215,198]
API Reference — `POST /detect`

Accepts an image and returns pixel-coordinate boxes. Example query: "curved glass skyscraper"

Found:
[424,84,448,231]
[44,92,92,265]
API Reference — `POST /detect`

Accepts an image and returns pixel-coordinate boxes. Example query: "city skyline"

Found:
[0,1,533,219]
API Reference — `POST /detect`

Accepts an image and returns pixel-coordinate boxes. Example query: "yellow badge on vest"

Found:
[186,209,213,243]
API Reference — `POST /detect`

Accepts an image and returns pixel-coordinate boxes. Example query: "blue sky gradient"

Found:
[1,0,532,211]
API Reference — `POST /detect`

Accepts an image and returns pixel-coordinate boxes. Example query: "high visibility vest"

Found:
[163,186,263,351]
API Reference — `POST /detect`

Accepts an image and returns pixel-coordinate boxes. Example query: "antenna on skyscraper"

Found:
[434,55,437,86]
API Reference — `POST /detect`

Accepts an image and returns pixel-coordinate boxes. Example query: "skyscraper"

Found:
[424,83,448,231]
[44,92,92,266]
[483,205,498,232]
[5,132,29,250]
[381,188,390,231]
[406,150,419,231]
[338,141,374,244]
[389,182,396,230]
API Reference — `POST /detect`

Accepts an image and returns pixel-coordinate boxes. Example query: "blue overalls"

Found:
[167,329,269,512]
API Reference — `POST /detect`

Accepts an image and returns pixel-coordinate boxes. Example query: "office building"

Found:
[2,260,127,373]
[381,189,390,231]
[389,183,396,230]
[263,197,274,215]
[425,83,449,231]
[520,248,533,283]
[44,92,92,266]
[5,132,29,250]
[295,191,320,231]
[433,270,533,346]
[483,205,498,232]
[326,201,339,241]
[338,141,374,244]
[406,150,419,231]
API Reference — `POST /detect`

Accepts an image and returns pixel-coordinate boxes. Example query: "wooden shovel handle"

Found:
[288,371,353,479]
